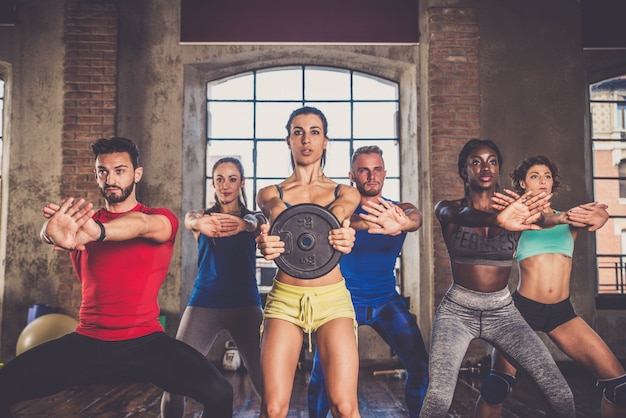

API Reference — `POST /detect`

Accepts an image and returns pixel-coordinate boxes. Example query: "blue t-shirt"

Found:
[188,210,261,309]
[339,198,406,306]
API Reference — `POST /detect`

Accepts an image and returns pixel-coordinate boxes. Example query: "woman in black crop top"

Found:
[255,106,361,418]
[419,139,576,417]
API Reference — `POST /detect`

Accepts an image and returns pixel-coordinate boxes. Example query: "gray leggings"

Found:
[419,284,575,418]
[161,305,263,418]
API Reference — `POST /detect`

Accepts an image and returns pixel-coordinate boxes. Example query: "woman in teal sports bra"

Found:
[474,155,626,418]
[255,106,361,418]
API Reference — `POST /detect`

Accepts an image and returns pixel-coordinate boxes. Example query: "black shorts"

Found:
[512,291,577,333]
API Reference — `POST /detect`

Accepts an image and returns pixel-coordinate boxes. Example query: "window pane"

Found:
[256,67,303,101]
[324,140,351,178]
[382,178,401,202]
[208,73,253,100]
[352,139,400,177]
[304,67,351,100]
[257,178,279,193]
[590,102,618,140]
[256,141,292,178]
[596,217,625,295]
[208,102,253,138]
[256,102,302,139]
[354,73,398,100]
[206,140,254,177]
[353,102,398,139]
[308,102,351,139]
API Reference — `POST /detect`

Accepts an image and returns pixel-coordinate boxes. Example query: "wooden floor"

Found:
[9,361,605,417]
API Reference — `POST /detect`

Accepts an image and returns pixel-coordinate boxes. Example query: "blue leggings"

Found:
[308,293,429,418]
[0,332,233,418]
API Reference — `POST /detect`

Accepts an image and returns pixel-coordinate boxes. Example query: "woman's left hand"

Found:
[328,219,356,254]
[567,202,609,231]
[255,223,285,260]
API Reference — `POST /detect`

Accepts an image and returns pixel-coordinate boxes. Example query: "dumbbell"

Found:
[243,211,268,231]
[459,355,492,378]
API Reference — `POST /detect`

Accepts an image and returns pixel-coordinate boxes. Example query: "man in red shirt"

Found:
[0,137,233,418]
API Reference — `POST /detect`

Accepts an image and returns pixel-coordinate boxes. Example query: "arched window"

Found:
[205,66,401,209]
[589,75,626,297]
[205,66,401,288]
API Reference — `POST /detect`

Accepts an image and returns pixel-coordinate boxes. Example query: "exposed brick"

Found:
[428,7,480,303]
[55,2,119,312]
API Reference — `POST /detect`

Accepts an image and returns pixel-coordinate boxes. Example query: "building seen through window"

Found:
[589,75,626,296]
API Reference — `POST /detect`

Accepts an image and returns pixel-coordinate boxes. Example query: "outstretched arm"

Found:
[567,202,609,232]
[357,199,422,235]
[88,211,173,244]
[493,193,609,232]
[185,210,242,240]
[438,190,550,231]
[41,198,95,250]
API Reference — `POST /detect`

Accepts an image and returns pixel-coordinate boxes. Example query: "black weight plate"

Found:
[270,203,342,279]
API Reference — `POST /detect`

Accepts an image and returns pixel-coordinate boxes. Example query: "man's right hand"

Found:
[42,198,95,250]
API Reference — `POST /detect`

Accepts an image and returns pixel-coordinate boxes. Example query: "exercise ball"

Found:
[16,313,78,355]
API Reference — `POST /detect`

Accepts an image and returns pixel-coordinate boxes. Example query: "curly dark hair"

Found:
[510,155,561,195]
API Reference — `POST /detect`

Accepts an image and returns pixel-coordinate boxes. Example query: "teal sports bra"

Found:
[515,216,574,262]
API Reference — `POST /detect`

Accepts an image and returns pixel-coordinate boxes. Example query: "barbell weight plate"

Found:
[270,203,342,279]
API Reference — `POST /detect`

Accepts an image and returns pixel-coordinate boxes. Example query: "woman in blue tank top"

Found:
[474,155,626,418]
[420,139,576,417]
[161,157,265,417]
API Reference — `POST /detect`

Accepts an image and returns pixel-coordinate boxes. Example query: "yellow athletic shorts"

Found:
[261,278,357,351]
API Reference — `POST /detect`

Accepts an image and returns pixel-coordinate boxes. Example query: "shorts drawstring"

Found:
[299,294,315,351]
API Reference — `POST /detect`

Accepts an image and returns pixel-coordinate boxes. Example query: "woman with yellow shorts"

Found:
[255,106,361,418]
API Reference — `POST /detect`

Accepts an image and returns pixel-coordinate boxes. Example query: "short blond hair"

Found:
[351,145,383,166]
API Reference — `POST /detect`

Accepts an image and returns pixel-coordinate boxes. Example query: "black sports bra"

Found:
[443,200,518,267]
[274,184,341,208]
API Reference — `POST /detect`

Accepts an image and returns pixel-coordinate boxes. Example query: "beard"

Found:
[100,183,134,204]
[356,183,380,197]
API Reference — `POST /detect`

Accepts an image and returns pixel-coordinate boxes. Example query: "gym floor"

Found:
[8,360,607,417]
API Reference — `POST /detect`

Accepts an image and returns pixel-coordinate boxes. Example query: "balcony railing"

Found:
[597,254,626,295]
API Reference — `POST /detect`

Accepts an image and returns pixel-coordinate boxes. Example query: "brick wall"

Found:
[428,8,481,304]
[57,1,118,313]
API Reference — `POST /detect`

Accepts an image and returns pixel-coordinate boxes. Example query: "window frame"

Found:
[589,76,626,307]
[204,65,402,292]
[181,53,425,325]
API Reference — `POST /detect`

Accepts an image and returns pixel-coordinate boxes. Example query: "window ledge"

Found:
[596,294,626,310]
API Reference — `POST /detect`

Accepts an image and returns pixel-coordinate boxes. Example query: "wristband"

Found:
[94,220,106,242]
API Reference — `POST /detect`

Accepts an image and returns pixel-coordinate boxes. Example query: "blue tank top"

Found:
[516,220,574,262]
[339,198,406,306]
[188,209,261,309]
